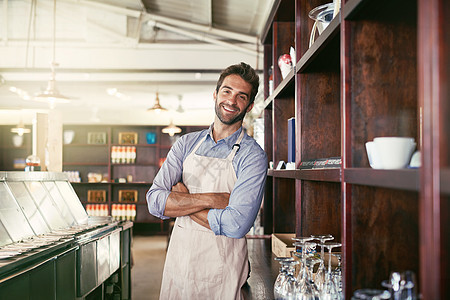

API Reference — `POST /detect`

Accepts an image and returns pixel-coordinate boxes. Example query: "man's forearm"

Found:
[163,191,229,218]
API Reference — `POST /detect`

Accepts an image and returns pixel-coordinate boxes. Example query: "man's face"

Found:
[213,74,254,126]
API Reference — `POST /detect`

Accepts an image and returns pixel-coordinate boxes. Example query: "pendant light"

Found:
[34,0,71,108]
[147,92,167,113]
[162,120,182,136]
[11,118,31,136]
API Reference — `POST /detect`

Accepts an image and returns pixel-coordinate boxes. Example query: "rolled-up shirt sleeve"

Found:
[146,137,185,219]
[208,148,268,239]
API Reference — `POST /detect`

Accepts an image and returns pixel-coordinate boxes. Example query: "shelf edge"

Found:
[344,168,419,191]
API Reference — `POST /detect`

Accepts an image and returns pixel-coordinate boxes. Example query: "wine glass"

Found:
[296,241,320,300]
[320,241,341,300]
[274,257,294,299]
[278,260,299,300]
[312,234,334,291]
[292,237,315,285]
[331,253,342,296]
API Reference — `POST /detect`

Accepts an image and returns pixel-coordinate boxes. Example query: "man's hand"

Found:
[171,182,189,193]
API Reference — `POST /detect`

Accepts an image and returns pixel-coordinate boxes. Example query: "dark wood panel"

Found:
[63,145,109,164]
[111,165,157,183]
[300,181,341,239]
[263,176,273,235]
[442,0,450,170]
[441,195,450,300]
[273,98,295,164]
[273,177,296,233]
[351,186,419,291]
[264,108,273,163]
[296,168,341,182]
[344,0,415,21]
[273,21,295,86]
[300,71,341,160]
[135,147,157,165]
[350,16,418,167]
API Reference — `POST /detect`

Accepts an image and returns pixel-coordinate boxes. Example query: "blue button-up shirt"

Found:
[146,125,267,239]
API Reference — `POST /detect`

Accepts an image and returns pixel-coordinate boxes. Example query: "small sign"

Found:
[119,132,138,145]
[119,190,138,202]
[88,190,106,202]
[299,157,342,169]
[88,132,107,144]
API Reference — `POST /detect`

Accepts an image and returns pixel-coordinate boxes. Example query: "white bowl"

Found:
[373,137,416,169]
[365,141,382,169]
[63,130,75,144]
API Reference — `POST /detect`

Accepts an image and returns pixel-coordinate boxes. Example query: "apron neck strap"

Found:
[227,129,245,161]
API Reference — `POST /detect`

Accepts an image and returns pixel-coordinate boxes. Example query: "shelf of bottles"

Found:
[86,203,136,222]
[111,146,136,164]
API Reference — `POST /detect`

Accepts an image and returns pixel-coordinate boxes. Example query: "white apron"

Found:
[160,130,248,300]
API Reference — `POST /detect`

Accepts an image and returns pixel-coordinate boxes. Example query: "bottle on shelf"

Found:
[111,146,118,164]
[131,147,136,164]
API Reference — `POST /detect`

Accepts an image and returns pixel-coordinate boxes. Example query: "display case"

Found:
[0,171,133,299]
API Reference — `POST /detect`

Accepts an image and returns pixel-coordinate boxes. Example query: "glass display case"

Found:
[0,172,132,299]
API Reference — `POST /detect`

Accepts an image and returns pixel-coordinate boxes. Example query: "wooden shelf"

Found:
[296,12,340,73]
[268,168,341,183]
[267,169,296,179]
[344,168,419,191]
[262,0,448,298]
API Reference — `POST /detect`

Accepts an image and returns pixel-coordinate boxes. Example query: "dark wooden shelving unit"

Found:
[262,0,448,298]
[60,124,206,227]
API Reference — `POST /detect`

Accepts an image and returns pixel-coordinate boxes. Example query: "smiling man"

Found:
[146,62,268,299]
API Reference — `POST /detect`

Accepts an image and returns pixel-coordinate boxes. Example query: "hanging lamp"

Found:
[162,120,182,136]
[147,92,167,113]
[11,118,31,136]
[34,0,71,108]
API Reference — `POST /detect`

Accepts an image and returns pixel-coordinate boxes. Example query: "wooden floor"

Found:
[131,235,278,300]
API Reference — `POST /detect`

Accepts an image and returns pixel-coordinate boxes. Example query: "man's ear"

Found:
[213,89,217,102]
[246,102,254,113]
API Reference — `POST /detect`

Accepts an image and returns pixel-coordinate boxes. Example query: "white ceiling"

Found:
[0,0,272,126]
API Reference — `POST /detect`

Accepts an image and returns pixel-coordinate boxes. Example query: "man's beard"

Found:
[215,101,250,125]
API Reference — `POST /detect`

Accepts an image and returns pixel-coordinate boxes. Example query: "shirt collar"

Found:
[206,123,244,150]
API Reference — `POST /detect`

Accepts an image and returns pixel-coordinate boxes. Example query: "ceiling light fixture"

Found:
[11,118,31,136]
[34,0,71,108]
[162,120,182,136]
[147,92,167,113]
